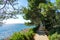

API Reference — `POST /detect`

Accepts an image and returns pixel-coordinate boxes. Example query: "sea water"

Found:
[0,23,34,40]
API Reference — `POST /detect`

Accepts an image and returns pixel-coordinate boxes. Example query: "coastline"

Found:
[4,28,30,40]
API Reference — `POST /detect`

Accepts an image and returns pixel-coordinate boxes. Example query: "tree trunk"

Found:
[33,24,40,32]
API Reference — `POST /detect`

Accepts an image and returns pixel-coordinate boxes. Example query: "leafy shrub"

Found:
[10,29,35,40]
[49,32,60,40]
[48,26,60,40]
[48,28,56,35]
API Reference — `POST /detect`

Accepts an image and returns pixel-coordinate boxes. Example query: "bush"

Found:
[49,32,60,40]
[9,29,35,40]
[48,26,60,40]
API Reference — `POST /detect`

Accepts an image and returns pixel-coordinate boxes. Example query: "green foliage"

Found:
[48,26,60,35]
[56,0,60,9]
[0,0,4,4]
[10,29,35,40]
[25,22,33,26]
[48,26,60,40]
[22,0,58,31]
[49,32,60,40]
[22,0,47,25]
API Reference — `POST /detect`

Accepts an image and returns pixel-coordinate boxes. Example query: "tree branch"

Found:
[0,0,7,10]
[9,2,16,10]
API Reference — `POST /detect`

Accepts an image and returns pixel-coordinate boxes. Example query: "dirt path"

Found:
[34,31,49,40]
[34,34,49,40]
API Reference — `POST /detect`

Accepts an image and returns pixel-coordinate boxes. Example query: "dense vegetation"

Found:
[22,0,58,31]
[48,26,60,40]
[0,0,60,40]
[10,29,35,40]
[22,0,60,40]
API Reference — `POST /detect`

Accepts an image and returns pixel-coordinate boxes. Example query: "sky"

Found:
[3,0,55,24]
[3,0,28,24]
[3,15,30,24]
[50,0,55,3]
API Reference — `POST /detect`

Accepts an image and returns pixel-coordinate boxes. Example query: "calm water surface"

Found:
[0,23,33,40]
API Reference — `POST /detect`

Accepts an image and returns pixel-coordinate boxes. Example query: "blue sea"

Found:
[0,23,34,40]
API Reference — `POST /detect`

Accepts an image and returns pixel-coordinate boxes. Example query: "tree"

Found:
[0,0,20,21]
[56,0,60,9]
[54,0,60,25]
[0,0,17,10]
[0,0,60,31]
[22,0,57,30]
